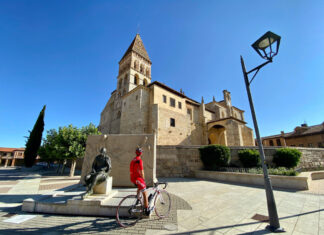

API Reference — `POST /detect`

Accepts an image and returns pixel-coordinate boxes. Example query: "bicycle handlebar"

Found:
[154,182,168,189]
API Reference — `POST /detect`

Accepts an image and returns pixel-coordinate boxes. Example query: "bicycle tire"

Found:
[154,189,171,218]
[116,194,143,227]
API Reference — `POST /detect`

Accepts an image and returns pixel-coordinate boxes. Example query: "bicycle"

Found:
[116,182,171,228]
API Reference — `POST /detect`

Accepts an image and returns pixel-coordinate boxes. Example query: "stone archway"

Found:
[208,125,226,145]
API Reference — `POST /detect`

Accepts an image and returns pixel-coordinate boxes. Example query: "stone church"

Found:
[98,34,255,146]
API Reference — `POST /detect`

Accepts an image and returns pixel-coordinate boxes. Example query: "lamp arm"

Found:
[246,60,272,75]
[246,59,272,85]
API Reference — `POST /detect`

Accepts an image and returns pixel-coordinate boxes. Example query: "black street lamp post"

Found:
[240,31,284,232]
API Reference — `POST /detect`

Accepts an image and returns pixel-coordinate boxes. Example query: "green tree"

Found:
[24,105,46,167]
[39,123,100,176]
[38,129,60,168]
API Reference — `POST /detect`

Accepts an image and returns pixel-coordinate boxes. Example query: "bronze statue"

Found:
[83,147,111,199]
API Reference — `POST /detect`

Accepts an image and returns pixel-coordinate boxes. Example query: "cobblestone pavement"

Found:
[0,166,324,234]
[0,167,191,235]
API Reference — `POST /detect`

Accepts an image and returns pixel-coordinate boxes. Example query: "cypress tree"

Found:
[24,105,46,167]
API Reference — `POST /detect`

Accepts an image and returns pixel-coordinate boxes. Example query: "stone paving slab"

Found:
[1,167,324,234]
[0,181,19,185]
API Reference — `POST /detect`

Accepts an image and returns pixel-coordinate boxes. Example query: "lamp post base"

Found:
[265,225,285,233]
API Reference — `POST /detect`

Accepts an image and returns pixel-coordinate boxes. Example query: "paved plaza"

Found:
[0,166,323,234]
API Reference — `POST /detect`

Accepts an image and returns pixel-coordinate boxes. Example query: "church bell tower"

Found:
[117,34,152,96]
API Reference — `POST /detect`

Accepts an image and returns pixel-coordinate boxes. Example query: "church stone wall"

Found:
[157,107,192,145]
[241,125,255,146]
[120,87,150,134]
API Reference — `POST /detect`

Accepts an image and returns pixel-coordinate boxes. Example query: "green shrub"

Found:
[218,167,298,176]
[238,149,260,168]
[273,148,302,168]
[199,145,231,170]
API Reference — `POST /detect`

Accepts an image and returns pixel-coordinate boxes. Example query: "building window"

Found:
[308,143,313,147]
[269,140,274,146]
[318,142,323,148]
[178,102,182,109]
[170,98,175,107]
[118,79,122,89]
[299,144,304,147]
[187,109,192,120]
[136,95,138,100]
[163,95,167,103]
[134,60,138,70]
[134,74,139,85]
[170,118,175,127]
[276,139,281,146]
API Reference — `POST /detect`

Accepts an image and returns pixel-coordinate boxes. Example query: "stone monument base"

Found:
[21,184,124,217]
[93,177,112,195]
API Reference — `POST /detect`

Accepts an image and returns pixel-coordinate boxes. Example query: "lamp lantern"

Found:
[251,31,281,61]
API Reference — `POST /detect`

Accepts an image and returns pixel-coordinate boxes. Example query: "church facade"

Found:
[98,34,255,146]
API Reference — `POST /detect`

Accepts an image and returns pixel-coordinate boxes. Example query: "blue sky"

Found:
[1,0,323,148]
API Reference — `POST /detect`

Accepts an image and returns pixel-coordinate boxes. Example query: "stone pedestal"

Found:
[93,177,113,195]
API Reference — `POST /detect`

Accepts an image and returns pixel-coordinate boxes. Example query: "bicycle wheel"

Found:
[116,195,143,227]
[154,189,171,218]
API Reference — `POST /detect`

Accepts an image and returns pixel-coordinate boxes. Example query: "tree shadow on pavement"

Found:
[0,216,123,235]
[169,208,324,235]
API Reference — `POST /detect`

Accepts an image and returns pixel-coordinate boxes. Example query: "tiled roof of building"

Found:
[148,81,200,105]
[120,34,151,63]
[286,123,324,138]
[0,147,25,152]
[262,122,324,139]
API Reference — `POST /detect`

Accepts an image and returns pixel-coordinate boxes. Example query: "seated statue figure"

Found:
[83,147,112,199]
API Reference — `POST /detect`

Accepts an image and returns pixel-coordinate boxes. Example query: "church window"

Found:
[276,139,281,146]
[163,95,167,103]
[140,64,144,73]
[170,118,175,127]
[170,98,175,107]
[117,111,121,119]
[124,102,126,106]
[122,89,126,96]
[143,79,148,86]
[269,140,274,146]
[136,95,138,100]
[124,75,127,84]
[118,79,122,89]
[134,60,138,70]
[178,102,182,109]
[187,109,192,120]
[134,74,139,85]
[146,68,150,77]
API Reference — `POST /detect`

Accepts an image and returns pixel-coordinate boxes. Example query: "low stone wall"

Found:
[195,170,309,190]
[157,145,202,178]
[156,145,324,178]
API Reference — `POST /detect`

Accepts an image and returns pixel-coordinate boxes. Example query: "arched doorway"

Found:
[208,125,226,145]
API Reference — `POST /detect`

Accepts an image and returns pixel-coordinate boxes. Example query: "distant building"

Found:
[0,147,25,167]
[98,34,255,146]
[261,122,324,148]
